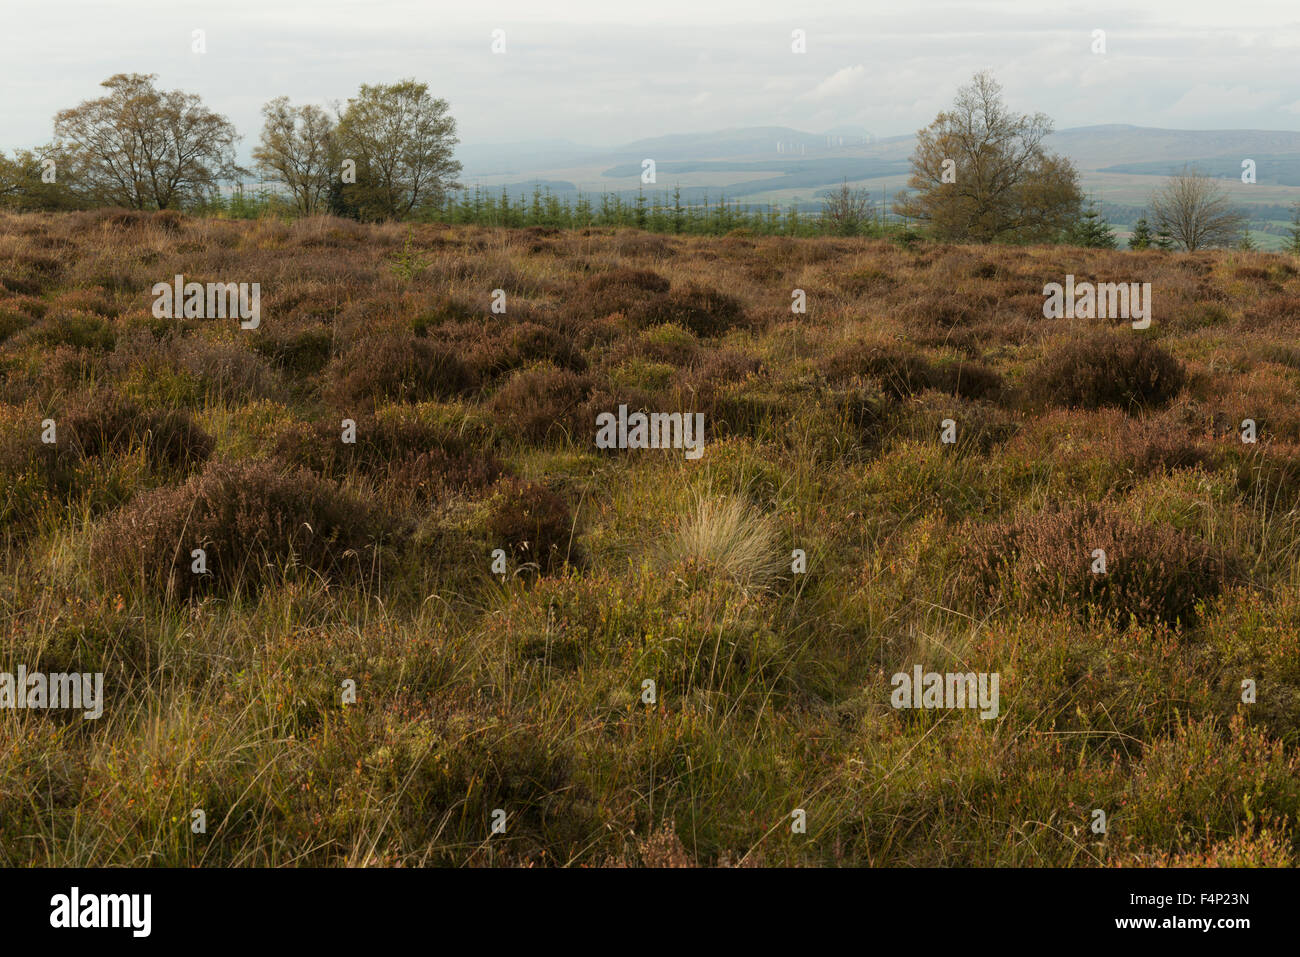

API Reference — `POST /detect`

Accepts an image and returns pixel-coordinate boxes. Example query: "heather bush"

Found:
[486,478,578,575]
[823,341,1003,400]
[0,402,56,534]
[1022,331,1186,411]
[91,459,396,598]
[327,334,474,407]
[586,267,672,296]
[891,392,1019,455]
[627,284,748,337]
[11,601,151,683]
[629,322,699,367]
[410,295,478,335]
[19,311,116,352]
[955,503,1234,626]
[462,320,587,380]
[488,363,591,443]
[252,324,335,377]
[62,389,214,472]
[1224,444,1300,512]
[275,408,503,499]
[108,332,281,406]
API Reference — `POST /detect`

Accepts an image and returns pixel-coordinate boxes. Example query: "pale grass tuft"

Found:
[660,493,783,592]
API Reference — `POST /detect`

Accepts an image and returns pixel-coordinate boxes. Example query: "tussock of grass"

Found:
[659,493,784,593]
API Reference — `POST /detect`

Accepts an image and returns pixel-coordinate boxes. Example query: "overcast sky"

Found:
[3,0,1299,154]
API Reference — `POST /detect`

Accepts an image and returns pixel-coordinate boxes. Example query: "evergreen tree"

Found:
[1154,224,1175,250]
[1287,201,1300,255]
[1070,198,1117,248]
[1128,216,1153,250]
[634,189,647,229]
[784,202,800,236]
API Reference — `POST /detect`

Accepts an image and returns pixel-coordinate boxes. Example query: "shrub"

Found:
[152,209,185,232]
[252,325,335,377]
[954,503,1234,626]
[1022,331,1185,411]
[12,602,151,682]
[327,335,474,407]
[630,323,699,367]
[677,348,762,396]
[62,389,213,472]
[0,402,57,534]
[91,459,396,598]
[627,284,748,337]
[892,392,1018,455]
[486,479,577,575]
[1241,295,1300,330]
[20,311,116,352]
[1224,444,1300,512]
[275,410,502,499]
[823,342,1003,401]
[1000,409,1210,498]
[488,363,591,443]
[464,321,587,380]
[900,290,997,328]
[586,268,671,296]
[411,296,477,336]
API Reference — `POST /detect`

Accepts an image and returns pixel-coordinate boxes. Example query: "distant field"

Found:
[2,211,1299,866]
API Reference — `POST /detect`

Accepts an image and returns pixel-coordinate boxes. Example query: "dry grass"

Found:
[659,493,784,593]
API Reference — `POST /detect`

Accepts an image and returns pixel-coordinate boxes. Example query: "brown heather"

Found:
[2,209,1300,867]
[326,333,475,408]
[273,406,504,498]
[61,387,214,472]
[954,502,1235,626]
[1022,329,1187,411]
[90,458,395,598]
[486,477,579,575]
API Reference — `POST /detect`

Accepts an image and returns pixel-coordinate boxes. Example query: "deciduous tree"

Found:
[53,73,242,210]
[332,80,462,220]
[893,72,1082,243]
[253,97,336,215]
[1148,166,1246,251]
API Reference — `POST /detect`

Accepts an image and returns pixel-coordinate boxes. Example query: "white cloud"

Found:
[808,65,867,100]
[1165,83,1281,117]
[2,0,1300,152]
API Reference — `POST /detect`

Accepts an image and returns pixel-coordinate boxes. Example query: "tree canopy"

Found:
[53,73,242,210]
[894,72,1082,243]
[331,79,462,220]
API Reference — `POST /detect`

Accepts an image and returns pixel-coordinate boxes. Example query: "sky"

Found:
[3,0,1299,155]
